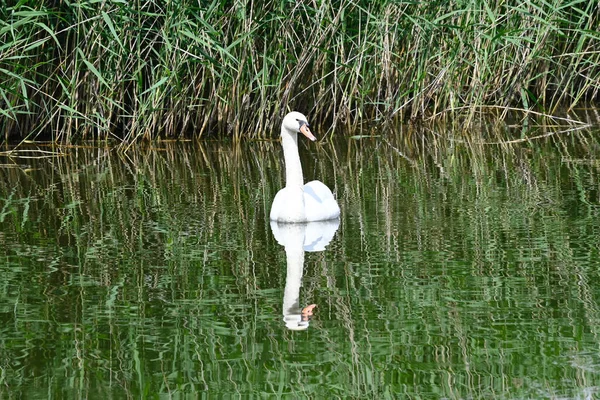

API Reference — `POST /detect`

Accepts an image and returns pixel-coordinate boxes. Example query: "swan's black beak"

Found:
[298,120,316,141]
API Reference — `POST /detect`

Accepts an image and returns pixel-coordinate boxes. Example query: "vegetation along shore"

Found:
[1,0,599,142]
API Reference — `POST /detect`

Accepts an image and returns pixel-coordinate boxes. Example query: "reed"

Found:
[0,0,598,142]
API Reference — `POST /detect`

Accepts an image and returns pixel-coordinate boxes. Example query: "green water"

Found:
[2,127,600,398]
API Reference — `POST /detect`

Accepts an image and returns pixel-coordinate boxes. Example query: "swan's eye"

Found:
[296,119,309,128]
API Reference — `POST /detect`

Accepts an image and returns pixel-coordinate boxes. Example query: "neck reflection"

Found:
[270,220,340,331]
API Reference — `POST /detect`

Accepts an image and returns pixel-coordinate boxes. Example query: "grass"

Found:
[0,0,599,142]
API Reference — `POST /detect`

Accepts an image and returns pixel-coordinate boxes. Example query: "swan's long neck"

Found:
[281,127,304,188]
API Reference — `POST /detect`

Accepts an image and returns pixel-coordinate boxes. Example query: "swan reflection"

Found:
[270,219,339,330]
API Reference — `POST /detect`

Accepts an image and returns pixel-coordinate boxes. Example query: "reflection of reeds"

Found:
[1,126,600,396]
[1,1,599,140]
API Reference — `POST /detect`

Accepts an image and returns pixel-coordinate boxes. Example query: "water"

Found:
[2,124,600,398]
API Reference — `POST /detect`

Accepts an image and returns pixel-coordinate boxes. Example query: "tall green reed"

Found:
[0,0,598,142]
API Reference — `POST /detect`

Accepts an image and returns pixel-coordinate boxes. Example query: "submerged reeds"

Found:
[1,0,599,141]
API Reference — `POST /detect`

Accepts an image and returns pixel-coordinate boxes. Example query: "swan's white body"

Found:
[270,112,340,223]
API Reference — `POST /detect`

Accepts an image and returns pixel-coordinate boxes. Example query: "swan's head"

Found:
[282,111,316,141]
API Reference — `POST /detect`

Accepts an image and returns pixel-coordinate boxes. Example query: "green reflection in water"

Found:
[1,127,600,398]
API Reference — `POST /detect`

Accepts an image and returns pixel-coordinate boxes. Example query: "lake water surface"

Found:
[2,122,600,398]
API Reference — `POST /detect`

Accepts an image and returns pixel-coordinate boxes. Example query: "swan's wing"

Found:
[304,180,335,203]
[304,180,340,221]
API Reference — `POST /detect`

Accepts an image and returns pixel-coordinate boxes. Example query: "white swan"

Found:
[270,112,341,223]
